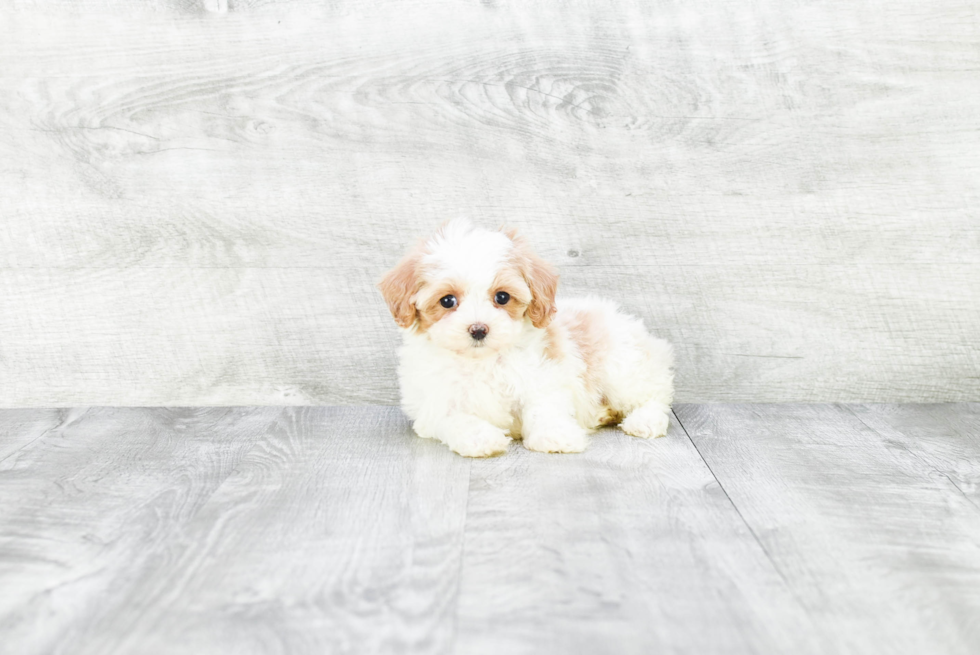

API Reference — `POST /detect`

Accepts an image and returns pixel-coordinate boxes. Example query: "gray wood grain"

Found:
[848,404,980,512]
[2,404,980,653]
[68,406,471,655]
[0,407,283,653]
[674,403,980,655]
[455,417,829,655]
[0,409,66,462]
[1,0,979,405]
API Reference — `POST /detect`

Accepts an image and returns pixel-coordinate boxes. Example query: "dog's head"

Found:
[378,219,558,357]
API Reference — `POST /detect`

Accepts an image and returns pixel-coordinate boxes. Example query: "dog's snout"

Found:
[468,323,489,341]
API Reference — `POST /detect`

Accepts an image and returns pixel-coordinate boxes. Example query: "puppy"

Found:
[378,219,674,457]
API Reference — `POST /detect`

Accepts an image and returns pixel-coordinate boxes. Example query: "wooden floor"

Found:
[1,404,978,654]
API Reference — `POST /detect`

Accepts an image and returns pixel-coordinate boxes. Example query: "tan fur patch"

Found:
[489,268,532,322]
[559,307,611,396]
[377,242,427,328]
[596,402,624,426]
[544,322,564,361]
[500,227,559,328]
[563,310,622,425]
[415,281,465,332]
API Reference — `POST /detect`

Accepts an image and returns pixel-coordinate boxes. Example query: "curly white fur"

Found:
[378,219,674,457]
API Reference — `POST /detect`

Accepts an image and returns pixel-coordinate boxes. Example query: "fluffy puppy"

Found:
[378,219,674,457]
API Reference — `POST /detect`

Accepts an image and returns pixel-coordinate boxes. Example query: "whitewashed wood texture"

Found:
[674,403,980,655]
[1,0,978,405]
[2,404,979,653]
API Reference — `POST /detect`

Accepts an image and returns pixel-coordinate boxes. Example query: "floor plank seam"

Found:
[4,405,980,653]
[0,408,73,466]
[841,404,980,516]
[670,408,811,614]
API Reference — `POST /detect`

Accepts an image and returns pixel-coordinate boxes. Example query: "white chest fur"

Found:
[396,329,552,437]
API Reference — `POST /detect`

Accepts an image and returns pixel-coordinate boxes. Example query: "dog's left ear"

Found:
[378,248,423,328]
[503,227,559,328]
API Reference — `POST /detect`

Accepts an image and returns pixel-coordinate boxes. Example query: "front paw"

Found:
[621,404,670,439]
[523,421,588,454]
[450,423,511,458]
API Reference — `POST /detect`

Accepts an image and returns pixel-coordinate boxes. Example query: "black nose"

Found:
[468,323,489,341]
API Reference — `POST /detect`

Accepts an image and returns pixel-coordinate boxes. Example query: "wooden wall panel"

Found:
[1,1,978,405]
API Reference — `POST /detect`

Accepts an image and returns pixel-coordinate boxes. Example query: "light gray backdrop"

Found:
[1,0,978,406]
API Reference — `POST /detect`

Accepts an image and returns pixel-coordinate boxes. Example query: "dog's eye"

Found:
[440,295,457,309]
[494,291,510,305]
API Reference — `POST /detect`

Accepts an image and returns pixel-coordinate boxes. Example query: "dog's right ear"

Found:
[378,249,423,328]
